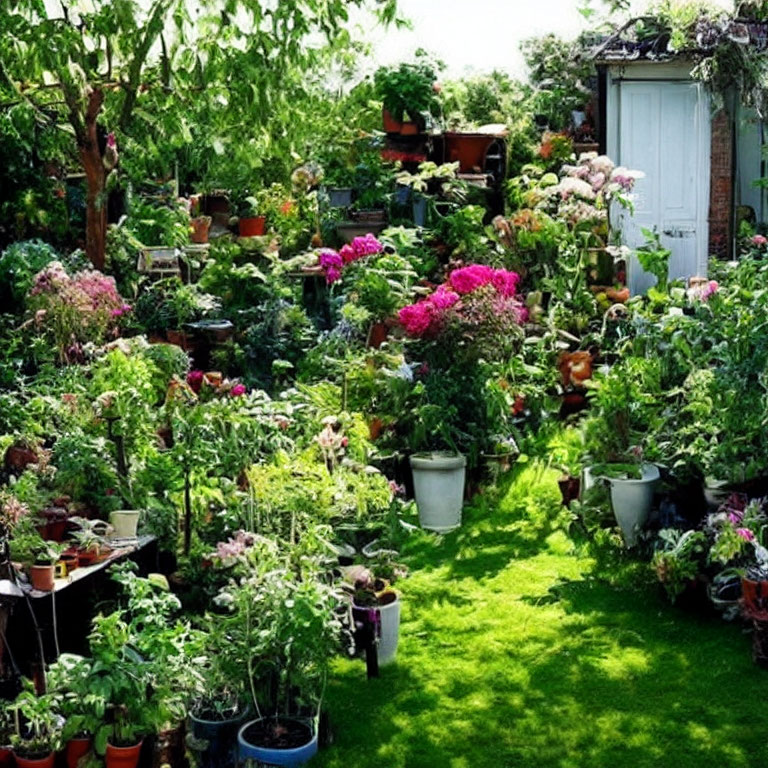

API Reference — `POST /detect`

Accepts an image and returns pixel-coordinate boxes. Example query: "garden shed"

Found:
[595,35,767,294]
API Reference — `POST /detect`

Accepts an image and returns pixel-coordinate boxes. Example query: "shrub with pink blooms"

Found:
[27,261,130,362]
[317,233,384,284]
[398,265,526,362]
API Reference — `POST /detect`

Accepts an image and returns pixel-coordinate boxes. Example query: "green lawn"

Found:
[316,462,767,768]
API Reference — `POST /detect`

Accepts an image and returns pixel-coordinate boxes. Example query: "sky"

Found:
[355,0,735,79]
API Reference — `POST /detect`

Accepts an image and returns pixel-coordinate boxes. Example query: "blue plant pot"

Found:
[238,718,318,767]
[395,185,411,205]
[412,196,428,227]
[190,707,249,768]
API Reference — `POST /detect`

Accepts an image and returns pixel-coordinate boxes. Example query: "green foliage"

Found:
[651,528,707,602]
[636,228,671,290]
[0,240,59,312]
[374,52,442,123]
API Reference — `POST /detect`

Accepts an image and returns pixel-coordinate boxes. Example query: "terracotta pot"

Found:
[190,216,212,244]
[60,553,78,573]
[443,133,497,173]
[29,564,55,592]
[367,321,389,349]
[400,121,420,136]
[105,740,142,768]
[0,747,12,767]
[238,216,266,237]
[14,751,55,768]
[382,108,402,133]
[66,736,92,768]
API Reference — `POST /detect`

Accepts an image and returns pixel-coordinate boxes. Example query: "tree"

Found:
[0,0,399,269]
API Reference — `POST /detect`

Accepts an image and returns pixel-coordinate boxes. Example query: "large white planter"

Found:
[410,453,466,533]
[110,509,140,540]
[606,464,660,546]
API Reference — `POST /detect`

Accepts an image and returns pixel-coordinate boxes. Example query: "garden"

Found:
[0,0,768,767]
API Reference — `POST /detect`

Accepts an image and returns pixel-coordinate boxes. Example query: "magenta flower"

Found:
[230,383,246,397]
[737,528,755,542]
[429,285,460,310]
[753,235,767,247]
[339,244,356,264]
[398,301,436,336]
[491,269,521,298]
[448,264,495,295]
[351,233,384,258]
[187,370,204,393]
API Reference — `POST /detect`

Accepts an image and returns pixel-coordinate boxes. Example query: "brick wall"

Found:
[709,109,733,257]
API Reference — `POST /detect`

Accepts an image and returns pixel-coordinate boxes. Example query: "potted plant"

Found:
[29,540,66,592]
[70,530,111,568]
[236,194,266,238]
[47,654,102,768]
[226,535,342,766]
[395,161,463,227]
[189,195,213,244]
[346,565,401,667]
[409,452,467,533]
[0,710,13,768]
[373,57,441,134]
[582,360,663,546]
[651,528,708,603]
[7,687,63,768]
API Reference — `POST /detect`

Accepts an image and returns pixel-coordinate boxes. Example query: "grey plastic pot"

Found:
[409,452,466,533]
[606,463,660,546]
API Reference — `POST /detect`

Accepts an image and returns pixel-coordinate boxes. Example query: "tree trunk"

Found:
[79,89,107,270]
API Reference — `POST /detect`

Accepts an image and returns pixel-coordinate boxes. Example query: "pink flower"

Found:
[318,249,344,284]
[398,301,436,337]
[351,234,384,258]
[448,265,495,295]
[187,370,204,393]
[737,528,755,542]
[702,280,719,301]
[491,269,521,298]
[230,383,246,397]
[339,244,356,264]
[429,285,460,310]
[752,235,767,246]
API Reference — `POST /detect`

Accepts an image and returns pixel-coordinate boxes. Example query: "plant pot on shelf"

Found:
[400,121,420,136]
[190,707,248,768]
[0,747,12,768]
[39,507,69,541]
[109,510,140,540]
[105,740,142,768]
[352,590,400,666]
[350,209,387,225]
[65,737,92,768]
[238,718,317,767]
[410,452,467,533]
[604,463,660,546]
[14,751,55,768]
[382,108,403,133]
[29,563,55,592]
[238,216,266,237]
[190,216,212,244]
[60,553,78,574]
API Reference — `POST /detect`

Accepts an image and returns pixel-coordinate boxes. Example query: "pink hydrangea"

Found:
[491,269,521,298]
[448,265,495,294]
[429,285,460,310]
[398,301,436,336]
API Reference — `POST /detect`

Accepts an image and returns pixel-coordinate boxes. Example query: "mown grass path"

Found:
[316,463,768,768]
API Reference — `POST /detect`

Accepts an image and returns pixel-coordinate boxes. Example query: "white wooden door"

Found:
[612,80,710,295]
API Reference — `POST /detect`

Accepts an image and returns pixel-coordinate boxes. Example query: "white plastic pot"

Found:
[109,510,140,540]
[354,592,401,666]
[606,464,660,546]
[409,453,466,533]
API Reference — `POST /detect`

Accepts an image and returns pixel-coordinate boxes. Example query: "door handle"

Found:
[663,228,695,238]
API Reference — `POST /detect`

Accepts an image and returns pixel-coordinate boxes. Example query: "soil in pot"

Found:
[241,719,312,751]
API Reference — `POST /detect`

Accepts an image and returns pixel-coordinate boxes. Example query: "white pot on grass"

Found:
[109,509,140,540]
[409,452,466,533]
[606,464,660,546]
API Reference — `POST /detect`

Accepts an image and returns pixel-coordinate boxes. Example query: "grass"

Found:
[315,460,768,768]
